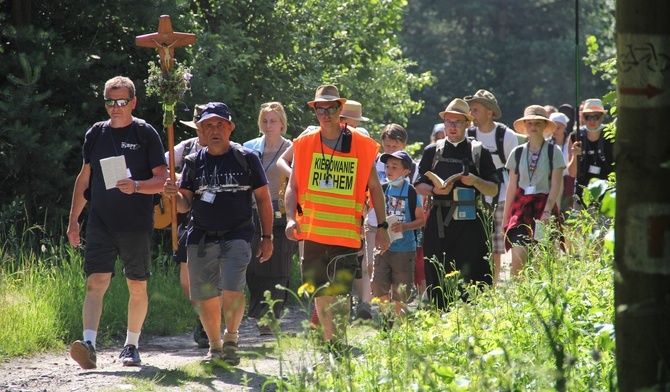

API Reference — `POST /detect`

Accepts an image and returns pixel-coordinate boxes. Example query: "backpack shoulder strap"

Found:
[514,144,524,176]
[431,139,446,170]
[470,139,483,173]
[230,142,253,191]
[495,123,507,164]
[467,126,476,139]
[85,121,107,159]
[547,141,555,181]
[408,184,417,222]
[183,151,198,186]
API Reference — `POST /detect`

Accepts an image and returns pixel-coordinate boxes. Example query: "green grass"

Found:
[0,214,617,390]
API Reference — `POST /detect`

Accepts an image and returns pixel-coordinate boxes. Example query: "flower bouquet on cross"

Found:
[144,57,193,127]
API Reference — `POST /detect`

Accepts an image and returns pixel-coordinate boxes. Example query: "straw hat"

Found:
[438,98,473,122]
[582,98,606,113]
[464,89,502,119]
[179,104,206,130]
[513,105,556,135]
[340,100,369,122]
[307,85,347,108]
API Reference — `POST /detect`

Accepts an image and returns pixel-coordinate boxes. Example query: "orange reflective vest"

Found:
[293,127,379,248]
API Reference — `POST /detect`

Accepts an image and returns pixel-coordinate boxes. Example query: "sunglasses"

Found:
[444,120,465,128]
[315,105,340,115]
[104,98,132,108]
[584,114,602,121]
[261,102,282,109]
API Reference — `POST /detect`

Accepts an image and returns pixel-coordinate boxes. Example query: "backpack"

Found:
[576,127,608,180]
[431,138,483,174]
[83,117,153,202]
[467,123,510,164]
[467,124,510,207]
[513,141,555,183]
[183,142,253,203]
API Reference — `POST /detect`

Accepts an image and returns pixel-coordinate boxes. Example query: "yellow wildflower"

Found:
[297,282,315,297]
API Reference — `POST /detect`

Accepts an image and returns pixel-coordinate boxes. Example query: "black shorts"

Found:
[505,225,533,250]
[301,241,359,297]
[84,223,152,280]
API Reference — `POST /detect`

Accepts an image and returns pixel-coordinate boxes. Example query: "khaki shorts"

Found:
[187,239,251,300]
[371,250,415,302]
[301,241,359,297]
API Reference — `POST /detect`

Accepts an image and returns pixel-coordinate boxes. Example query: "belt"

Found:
[432,199,477,238]
[196,218,252,257]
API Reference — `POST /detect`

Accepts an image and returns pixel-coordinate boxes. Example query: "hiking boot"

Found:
[119,344,141,366]
[70,340,97,370]
[193,319,209,349]
[204,347,224,362]
[222,341,240,366]
[355,301,372,320]
[258,324,274,336]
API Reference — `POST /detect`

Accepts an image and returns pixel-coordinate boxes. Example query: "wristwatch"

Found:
[134,181,140,193]
[377,222,389,229]
[260,234,273,240]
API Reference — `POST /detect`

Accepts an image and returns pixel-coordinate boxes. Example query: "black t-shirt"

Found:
[180,145,268,245]
[83,118,166,232]
[415,139,499,202]
[569,128,614,197]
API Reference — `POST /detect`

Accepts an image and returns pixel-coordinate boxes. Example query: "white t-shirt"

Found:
[473,124,518,203]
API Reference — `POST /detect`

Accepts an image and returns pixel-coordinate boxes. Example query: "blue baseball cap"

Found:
[380,150,413,169]
[197,102,235,127]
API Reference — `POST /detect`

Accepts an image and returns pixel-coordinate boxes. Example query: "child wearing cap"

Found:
[371,150,424,326]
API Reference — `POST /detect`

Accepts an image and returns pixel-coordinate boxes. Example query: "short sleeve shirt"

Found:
[180,144,268,244]
[385,181,423,252]
[505,142,566,194]
[83,118,166,232]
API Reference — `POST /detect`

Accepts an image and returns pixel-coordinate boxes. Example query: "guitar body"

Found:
[154,193,172,229]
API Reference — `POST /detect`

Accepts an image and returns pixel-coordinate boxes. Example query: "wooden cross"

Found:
[136,15,196,74]
[136,15,196,250]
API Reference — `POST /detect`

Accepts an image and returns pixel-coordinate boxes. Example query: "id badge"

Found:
[201,191,216,204]
[524,186,536,195]
[274,210,282,219]
[588,165,601,175]
[126,168,132,178]
[319,179,334,189]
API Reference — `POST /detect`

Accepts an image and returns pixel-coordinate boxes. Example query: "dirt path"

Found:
[0,254,512,391]
[0,305,312,392]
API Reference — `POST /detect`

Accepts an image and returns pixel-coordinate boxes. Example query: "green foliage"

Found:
[144,59,193,127]
[275,214,617,391]
[0,223,193,356]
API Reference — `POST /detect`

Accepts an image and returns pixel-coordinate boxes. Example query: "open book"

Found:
[425,171,462,191]
[99,155,128,190]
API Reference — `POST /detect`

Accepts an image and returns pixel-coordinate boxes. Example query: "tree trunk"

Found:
[615,1,670,390]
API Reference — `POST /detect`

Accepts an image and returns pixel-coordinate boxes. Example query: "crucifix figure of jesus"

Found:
[136,15,196,73]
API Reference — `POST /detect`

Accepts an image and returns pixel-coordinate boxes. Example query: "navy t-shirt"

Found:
[83,118,166,232]
[180,144,268,245]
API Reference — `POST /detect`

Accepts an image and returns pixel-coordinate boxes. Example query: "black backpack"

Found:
[183,142,253,203]
[467,123,510,164]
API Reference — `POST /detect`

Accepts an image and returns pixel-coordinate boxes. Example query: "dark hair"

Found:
[381,123,407,143]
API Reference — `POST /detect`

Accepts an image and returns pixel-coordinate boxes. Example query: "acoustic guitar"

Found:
[154,192,172,229]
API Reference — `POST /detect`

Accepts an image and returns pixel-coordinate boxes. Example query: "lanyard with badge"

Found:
[525,141,544,195]
[319,129,343,189]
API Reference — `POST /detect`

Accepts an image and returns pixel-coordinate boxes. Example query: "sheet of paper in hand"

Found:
[99,155,128,190]
[425,171,462,191]
[386,215,404,243]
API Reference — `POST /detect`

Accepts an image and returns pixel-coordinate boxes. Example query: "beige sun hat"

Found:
[438,98,474,122]
[464,89,502,119]
[307,85,347,108]
[340,100,369,122]
[179,104,206,130]
[582,98,606,113]
[513,105,557,136]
